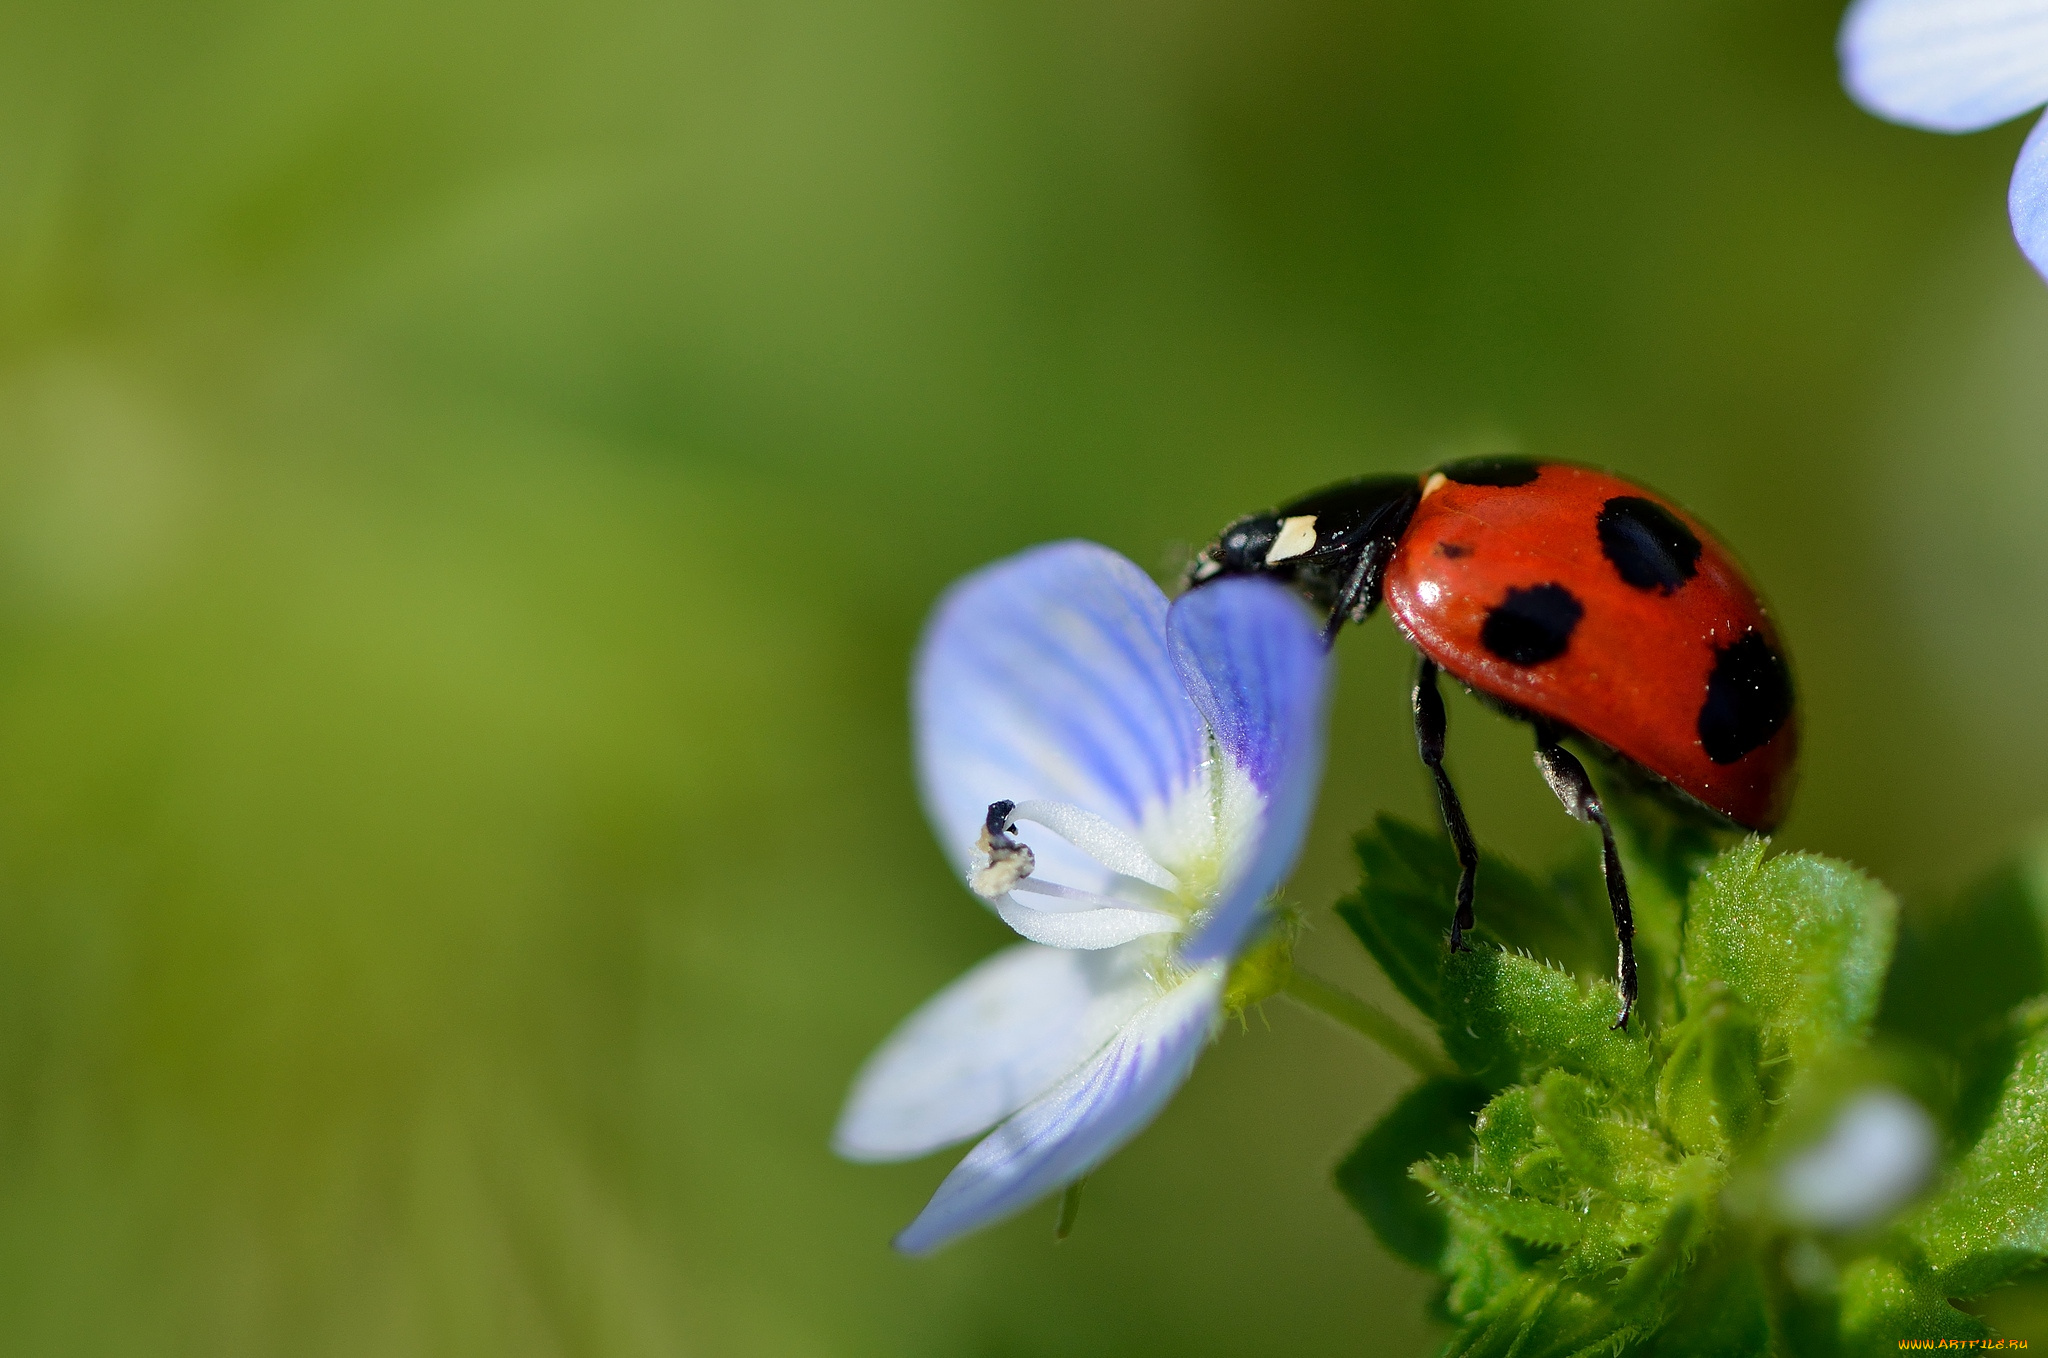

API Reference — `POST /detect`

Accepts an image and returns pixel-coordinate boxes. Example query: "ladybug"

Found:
[1186,457,1796,1027]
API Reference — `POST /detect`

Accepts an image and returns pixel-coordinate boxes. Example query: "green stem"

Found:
[1282,968,1454,1079]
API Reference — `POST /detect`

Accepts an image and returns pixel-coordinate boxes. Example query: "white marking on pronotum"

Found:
[1421,471,1448,498]
[1263,515,1319,565]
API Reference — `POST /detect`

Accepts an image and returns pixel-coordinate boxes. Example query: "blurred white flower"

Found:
[833,542,1330,1255]
[1840,0,2048,280]
[1775,1086,1939,1231]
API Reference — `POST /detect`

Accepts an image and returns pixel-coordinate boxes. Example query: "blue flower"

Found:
[833,541,1330,1255]
[1840,0,2048,279]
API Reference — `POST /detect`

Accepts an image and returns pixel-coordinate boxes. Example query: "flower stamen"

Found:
[1011,878,1144,913]
[967,799,1183,931]
[968,800,1036,898]
[1009,798,1180,893]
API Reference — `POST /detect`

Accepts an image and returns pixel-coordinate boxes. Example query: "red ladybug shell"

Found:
[1383,462,1797,831]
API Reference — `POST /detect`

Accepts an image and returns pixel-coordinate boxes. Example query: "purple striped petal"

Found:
[834,943,1153,1163]
[916,542,1207,896]
[2015,110,2048,278]
[892,965,1225,1255]
[1841,0,2048,133]
[1166,579,1331,965]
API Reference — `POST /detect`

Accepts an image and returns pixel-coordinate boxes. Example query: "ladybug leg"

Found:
[1321,557,1369,648]
[1531,725,1637,1029]
[1320,537,1397,648]
[1412,657,1479,951]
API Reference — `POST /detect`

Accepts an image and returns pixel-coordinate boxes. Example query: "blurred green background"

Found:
[0,0,2042,1351]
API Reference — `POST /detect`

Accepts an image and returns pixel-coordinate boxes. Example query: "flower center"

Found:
[966,798,1187,920]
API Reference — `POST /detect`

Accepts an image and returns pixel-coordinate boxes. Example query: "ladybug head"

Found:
[1185,511,1286,589]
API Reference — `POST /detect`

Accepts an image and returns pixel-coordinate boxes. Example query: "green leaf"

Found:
[1528,1070,1620,1191]
[1905,998,2048,1299]
[1472,1083,1536,1161]
[1331,809,2009,1357]
[1469,1086,1617,1228]
[1438,1214,1530,1322]
[1439,945,1654,1096]
[1836,1257,1990,1354]
[1441,1208,1729,1358]
[1641,1244,1773,1358]
[1529,1069,1675,1201]
[1436,1184,1735,1358]
[1338,816,1611,1025]
[1767,1251,1846,1358]
[1656,989,1766,1157]
[1417,1155,1605,1253]
[1420,1083,1678,1278]
[1439,1269,1561,1358]
[1881,858,2048,1053]
[1440,1269,1636,1358]
[1605,1157,1719,1319]
[1339,816,1462,1021]
[1682,841,1897,1067]
[1333,1076,1488,1270]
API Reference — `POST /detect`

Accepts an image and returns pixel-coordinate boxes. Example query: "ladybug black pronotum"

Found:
[1186,458,1797,1028]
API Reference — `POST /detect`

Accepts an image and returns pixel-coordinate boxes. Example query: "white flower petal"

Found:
[893,964,1225,1255]
[2013,109,2048,277]
[1010,798,1179,892]
[1776,1087,1938,1231]
[993,895,1181,949]
[916,542,1208,897]
[1841,0,2048,133]
[833,943,1154,1163]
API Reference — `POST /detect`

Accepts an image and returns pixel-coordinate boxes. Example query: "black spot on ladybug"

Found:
[1480,584,1584,665]
[1439,457,1540,488]
[1698,632,1792,764]
[1436,542,1472,558]
[1597,496,1701,594]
